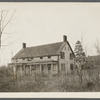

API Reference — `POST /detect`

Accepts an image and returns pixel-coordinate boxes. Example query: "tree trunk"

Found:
[0,35,1,49]
[97,69,99,86]
[80,69,83,91]
[0,29,2,50]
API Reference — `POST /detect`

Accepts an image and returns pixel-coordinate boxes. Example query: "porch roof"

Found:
[9,59,58,65]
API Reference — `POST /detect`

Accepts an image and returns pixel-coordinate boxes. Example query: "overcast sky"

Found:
[0,3,100,66]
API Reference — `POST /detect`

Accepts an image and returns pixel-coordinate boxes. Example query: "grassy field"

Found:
[0,66,100,92]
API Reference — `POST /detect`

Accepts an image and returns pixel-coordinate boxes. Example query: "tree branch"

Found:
[1,39,20,47]
[1,10,8,31]
[2,10,16,32]
[95,39,100,55]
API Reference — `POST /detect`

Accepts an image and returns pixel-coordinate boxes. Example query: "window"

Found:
[53,64,57,71]
[22,65,24,71]
[23,58,25,60]
[48,65,51,70]
[60,52,65,59]
[48,64,51,70]
[48,56,51,59]
[70,53,73,60]
[40,57,43,59]
[70,64,73,70]
[61,64,65,71]
[27,58,32,61]
[41,65,44,70]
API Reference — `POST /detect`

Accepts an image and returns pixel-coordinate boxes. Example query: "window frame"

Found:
[48,56,51,59]
[60,52,65,59]
[48,64,51,70]
[40,57,43,59]
[61,63,65,71]
[70,53,73,60]
[70,64,74,70]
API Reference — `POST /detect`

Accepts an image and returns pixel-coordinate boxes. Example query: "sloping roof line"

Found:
[13,42,63,59]
[13,41,75,59]
[67,41,75,56]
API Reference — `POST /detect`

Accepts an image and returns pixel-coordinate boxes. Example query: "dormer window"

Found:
[40,57,43,59]
[23,58,25,60]
[48,56,51,59]
[27,58,31,61]
[60,52,65,59]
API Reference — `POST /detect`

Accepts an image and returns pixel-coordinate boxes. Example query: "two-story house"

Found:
[9,35,75,77]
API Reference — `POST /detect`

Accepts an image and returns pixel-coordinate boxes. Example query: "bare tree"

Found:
[94,39,100,86]
[95,39,100,55]
[0,10,16,49]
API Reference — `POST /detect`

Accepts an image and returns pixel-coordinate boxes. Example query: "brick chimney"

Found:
[23,43,26,48]
[63,35,67,42]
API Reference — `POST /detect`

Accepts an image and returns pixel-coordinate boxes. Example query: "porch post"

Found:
[14,64,17,80]
[51,64,53,75]
[30,65,32,75]
[45,64,47,75]
[13,64,17,79]
[20,64,23,76]
[13,64,16,75]
[40,64,41,73]
[24,65,26,75]
[12,64,17,85]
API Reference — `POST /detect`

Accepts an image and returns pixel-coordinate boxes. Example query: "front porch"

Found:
[9,60,59,79]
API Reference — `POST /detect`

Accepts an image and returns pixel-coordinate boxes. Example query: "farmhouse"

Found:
[9,35,75,77]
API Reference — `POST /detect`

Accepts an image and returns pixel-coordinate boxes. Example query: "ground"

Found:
[0,66,100,92]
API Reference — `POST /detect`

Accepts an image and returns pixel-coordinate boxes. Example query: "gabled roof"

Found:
[13,41,74,59]
[13,42,62,59]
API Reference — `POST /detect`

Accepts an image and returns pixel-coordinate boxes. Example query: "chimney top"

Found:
[23,43,26,48]
[63,35,67,42]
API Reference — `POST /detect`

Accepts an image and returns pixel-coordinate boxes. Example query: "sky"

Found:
[0,3,100,66]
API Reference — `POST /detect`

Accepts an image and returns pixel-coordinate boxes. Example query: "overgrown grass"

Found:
[0,66,100,92]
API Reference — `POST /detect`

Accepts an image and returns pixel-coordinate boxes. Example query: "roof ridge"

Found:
[13,41,63,59]
[26,41,63,49]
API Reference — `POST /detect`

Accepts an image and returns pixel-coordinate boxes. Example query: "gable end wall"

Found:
[59,42,75,73]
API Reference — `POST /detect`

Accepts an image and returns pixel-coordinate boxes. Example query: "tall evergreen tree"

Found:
[74,41,86,64]
[74,41,86,90]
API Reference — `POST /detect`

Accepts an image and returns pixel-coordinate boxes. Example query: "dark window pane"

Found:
[41,65,44,70]
[70,53,73,60]
[40,57,43,59]
[70,64,73,70]
[60,52,65,59]
[61,64,65,71]
[48,56,51,59]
